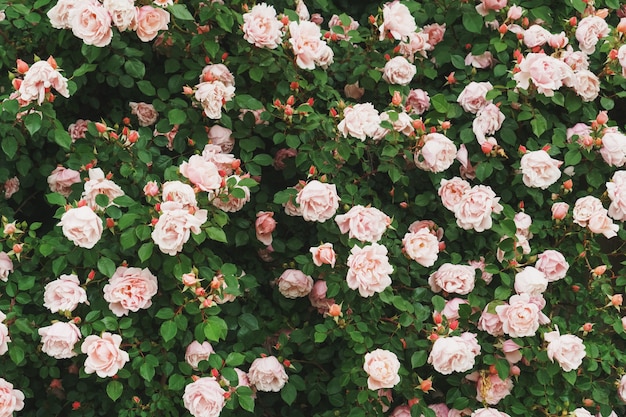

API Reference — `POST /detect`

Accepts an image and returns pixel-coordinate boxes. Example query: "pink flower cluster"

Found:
[335,205,391,243]
[288,20,334,70]
[428,332,481,374]
[103,266,158,316]
[242,3,284,49]
[363,349,401,390]
[12,58,70,106]
[573,196,619,239]
[193,64,236,120]
[47,0,170,46]
[439,178,503,232]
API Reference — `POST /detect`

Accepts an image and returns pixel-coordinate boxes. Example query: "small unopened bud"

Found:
[16,59,29,74]
[419,379,433,392]
[563,179,573,190]
[498,23,508,34]
[391,91,402,106]
[481,141,494,155]
[596,111,609,125]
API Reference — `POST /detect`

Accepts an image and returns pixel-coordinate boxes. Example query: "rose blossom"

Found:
[346,243,394,297]
[335,205,391,243]
[82,168,125,210]
[194,80,236,119]
[514,266,548,296]
[0,378,24,416]
[43,273,88,313]
[47,0,77,29]
[473,103,505,143]
[454,185,503,232]
[337,103,383,141]
[414,132,457,173]
[379,1,417,41]
[328,14,359,41]
[572,196,604,227]
[478,304,504,336]
[429,263,476,295]
[103,0,136,32]
[574,70,600,102]
[255,211,276,246]
[58,206,103,249]
[439,177,471,211]
[179,155,221,192]
[475,0,507,16]
[544,328,586,372]
[103,266,158,316]
[428,332,481,374]
[69,0,113,47]
[618,375,626,402]
[0,253,12,283]
[161,181,198,209]
[439,298,469,321]
[552,202,569,220]
[469,257,493,284]
[3,178,19,199]
[309,280,334,313]
[575,15,609,55]
[288,21,334,70]
[587,209,618,238]
[382,56,416,86]
[151,202,207,255]
[277,269,313,299]
[129,101,158,126]
[423,23,446,46]
[185,341,214,370]
[47,166,81,197]
[18,60,70,105]
[38,321,81,359]
[68,119,90,141]
[344,82,365,100]
[514,53,575,97]
[600,131,626,167]
[82,332,130,377]
[363,349,401,390]
[457,82,493,114]
[397,31,431,61]
[406,88,430,114]
[535,250,569,282]
[496,293,541,337]
[182,377,226,417]
[572,409,593,417]
[465,51,494,69]
[469,372,513,405]
[619,45,626,77]
[402,228,439,267]
[208,125,234,153]
[310,243,336,267]
[296,180,340,222]
[519,150,562,189]
[471,408,511,417]
[248,356,288,392]
[522,25,552,48]
[607,171,626,220]
[242,3,284,49]
[133,5,169,42]
[0,311,9,355]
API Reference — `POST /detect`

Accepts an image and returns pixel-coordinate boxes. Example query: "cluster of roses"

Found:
[9,57,69,107]
[457,81,505,151]
[47,0,170,47]
[190,64,236,120]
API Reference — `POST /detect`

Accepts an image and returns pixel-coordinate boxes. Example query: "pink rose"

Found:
[514,53,575,97]
[133,5,169,42]
[575,15,609,55]
[398,32,431,61]
[296,180,340,222]
[478,304,504,336]
[587,209,618,238]
[414,133,457,173]
[507,5,523,20]
[440,298,470,320]
[103,266,158,316]
[379,1,417,41]
[47,166,81,197]
[194,80,236,119]
[182,377,226,417]
[573,196,604,227]
[242,3,284,49]
[439,177,471,211]
[572,409,593,417]
[607,171,626,220]
[308,280,334,313]
[43,273,88,313]
[3,178,19,199]
[471,408,511,417]
[346,243,394,297]
[161,181,198,209]
[406,89,430,115]
[618,375,626,402]
[273,148,298,170]
[328,14,359,41]
[382,56,416,86]
[185,341,214,370]
[211,178,249,212]
[522,25,552,48]
[0,378,24,416]
[82,168,125,210]
[81,332,130,377]
[520,150,562,189]
[151,202,208,255]
[402,228,440,267]
[470,373,513,405]
[255,211,276,246]
[574,70,600,102]
[68,119,90,141]
[390,405,411,417]
[496,293,541,338]
[277,269,313,299]
[38,321,81,359]
[310,243,336,268]
[208,125,234,153]
[619,45,626,77]
[469,257,493,284]
[502,339,522,364]
[335,205,391,243]
[429,403,451,417]
[129,101,158,126]
[457,81,493,114]
[380,111,414,136]
[363,349,401,390]
[288,21,333,70]
[544,328,586,371]
[248,356,288,392]
[200,64,235,87]
[69,0,113,47]
[143,181,159,197]
[429,263,476,295]
[0,311,10,355]
[179,155,221,192]
[338,103,383,141]
[103,0,136,32]
[600,131,626,167]
[476,0,507,16]
[473,103,505,143]
[47,0,76,29]
[514,266,548,296]
[423,23,446,46]
[428,332,481,374]
[18,60,70,105]
[535,250,569,282]
[454,185,503,232]
[58,206,103,249]
[0,252,13,282]
[465,51,494,69]
[552,202,569,220]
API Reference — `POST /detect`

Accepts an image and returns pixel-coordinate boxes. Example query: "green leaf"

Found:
[168,374,186,391]
[252,154,273,166]
[475,162,493,181]
[204,316,228,342]
[225,352,246,367]
[9,345,25,365]
[565,149,582,166]
[462,12,483,34]
[280,382,297,405]
[155,308,175,320]
[531,114,547,138]
[238,313,259,331]
[98,257,116,277]
[168,4,194,20]
[137,80,156,96]
[124,59,146,79]
[1,137,18,159]
[54,129,72,150]
[238,389,255,412]
[140,362,156,381]
[160,320,178,342]
[138,242,153,263]
[168,108,187,125]
[411,351,427,368]
[206,227,227,243]
[563,370,577,385]
[430,94,449,114]
[106,380,123,401]
[23,113,42,135]
[73,63,98,78]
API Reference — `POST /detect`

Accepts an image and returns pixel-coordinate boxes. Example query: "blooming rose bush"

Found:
[2,0,626,416]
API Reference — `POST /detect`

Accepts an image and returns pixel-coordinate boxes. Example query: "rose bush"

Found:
[1,0,626,416]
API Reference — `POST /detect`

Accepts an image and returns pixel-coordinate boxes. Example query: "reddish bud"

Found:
[12,78,22,90]
[106,218,115,229]
[328,303,342,317]
[420,379,433,392]
[429,333,438,341]
[489,365,498,375]
[433,313,442,324]
[151,218,159,226]
[127,131,139,143]
[221,52,229,61]
[522,17,529,28]
[569,16,577,26]
[438,241,446,251]
[88,270,96,281]
[612,294,623,306]
[95,122,107,133]
[50,379,63,390]
[274,99,282,108]
[368,15,376,25]
[286,95,295,106]
[290,81,299,90]
[510,365,521,376]
[330,108,338,117]
[391,91,402,106]
[307,97,314,106]
[541,144,551,152]
[323,31,331,39]
[408,398,419,407]
[399,202,408,209]
[309,166,316,175]
[281,15,289,25]
[518,145,527,154]
[481,141,494,155]
[47,56,58,69]
[429,126,437,133]
[384,54,391,61]
[77,200,88,208]
[498,23,508,34]
[72,402,81,410]
[223,392,231,399]
[122,117,131,125]
[331,33,338,42]
[73,316,81,324]
[465,43,472,50]
[441,121,451,130]
[448,320,459,330]
[283,359,291,367]
[183,86,193,95]
[211,369,220,378]
[133,396,141,404]
[583,398,594,407]
[16,59,29,74]
[445,72,457,84]
[12,244,22,254]
[618,18,626,33]
[195,287,206,297]
[596,111,609,125]
[582,323,593,332]
[400,338,407,349]
[563,179,573,190]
